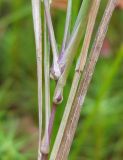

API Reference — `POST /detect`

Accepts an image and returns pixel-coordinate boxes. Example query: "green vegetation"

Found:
[0,0,123,159]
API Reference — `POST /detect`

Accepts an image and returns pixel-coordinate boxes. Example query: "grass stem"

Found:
[31,0,42,159]
[41,15,51,155]
[43,0,61,80]
[59,0,72,63]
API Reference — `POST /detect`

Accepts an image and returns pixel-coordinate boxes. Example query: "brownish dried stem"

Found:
[54,0,118,159]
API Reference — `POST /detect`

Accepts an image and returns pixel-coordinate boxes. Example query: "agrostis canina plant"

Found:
[31,0,118,159]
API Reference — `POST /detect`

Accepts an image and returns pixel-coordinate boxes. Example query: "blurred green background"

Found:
[0,0,123,160]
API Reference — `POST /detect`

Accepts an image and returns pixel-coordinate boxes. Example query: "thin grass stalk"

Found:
[41,17,51,156]
[43,0,61,80]
[53,0,118,159]
[58,0,91,69]
[54,0,91,104]
[50,1,101,159]
[31,0,42,159]
[59,0,72,61]
[76,0,101,73]
[70,0,89,36]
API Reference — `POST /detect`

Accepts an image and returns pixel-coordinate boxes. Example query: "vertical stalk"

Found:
[59,0,72,61]
[53,0,118,159]
[58,0,91,69]
[43,0,61,80]
[41,16,51,155]
[31,0,42,159]
[50,0,101,159]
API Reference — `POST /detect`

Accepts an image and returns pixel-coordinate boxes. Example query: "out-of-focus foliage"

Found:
[0,0,123,160]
